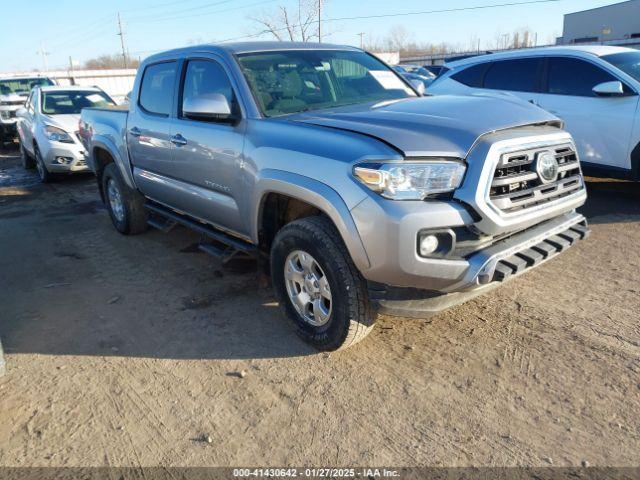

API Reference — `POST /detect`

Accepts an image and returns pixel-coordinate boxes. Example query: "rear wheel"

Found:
[20,143,35,169]
[101,163,148,235]
[35,146,56,183]
[271,216,375,351]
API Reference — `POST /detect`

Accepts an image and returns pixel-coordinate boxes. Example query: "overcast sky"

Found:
[0,0,624,72]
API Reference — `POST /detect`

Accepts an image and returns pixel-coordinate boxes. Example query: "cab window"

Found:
[139,62,177,116]
[180,59,237,119]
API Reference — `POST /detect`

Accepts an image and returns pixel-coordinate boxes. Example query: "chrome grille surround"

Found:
[453,130,588,237]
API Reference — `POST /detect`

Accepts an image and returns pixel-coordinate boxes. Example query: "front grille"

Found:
[489,144,584,214]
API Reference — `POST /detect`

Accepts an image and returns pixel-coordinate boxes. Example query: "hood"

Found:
[43,114,81,133]
[288,94,559,159]
[0,92,28,105]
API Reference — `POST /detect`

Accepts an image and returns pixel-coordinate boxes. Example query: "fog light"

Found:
[54,156,73,165]
[419,234,439,256]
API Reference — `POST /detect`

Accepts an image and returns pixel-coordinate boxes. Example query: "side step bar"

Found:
[145,201,257,261]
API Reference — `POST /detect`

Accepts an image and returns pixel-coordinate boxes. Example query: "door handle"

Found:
[170,134,187,146]
[128,127,141,137]
[528,99,539,106]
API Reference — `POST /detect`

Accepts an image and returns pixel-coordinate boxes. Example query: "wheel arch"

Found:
[89,136,136,190]
[253,169,370,272]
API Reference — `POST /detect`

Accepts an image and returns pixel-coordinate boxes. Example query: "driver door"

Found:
[167,56,247,236]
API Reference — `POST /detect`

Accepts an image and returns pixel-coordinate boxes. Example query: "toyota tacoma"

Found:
[80,42,589,350]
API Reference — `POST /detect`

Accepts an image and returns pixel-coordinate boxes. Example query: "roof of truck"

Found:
[145,41,361,62]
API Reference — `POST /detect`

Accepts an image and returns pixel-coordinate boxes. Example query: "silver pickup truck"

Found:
[80,42,589,351]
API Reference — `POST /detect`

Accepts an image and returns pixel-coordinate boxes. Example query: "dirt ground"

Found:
[0,144,639,469]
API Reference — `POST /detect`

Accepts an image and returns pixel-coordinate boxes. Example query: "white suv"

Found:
[17,86,115,182]
[428,46,640,180]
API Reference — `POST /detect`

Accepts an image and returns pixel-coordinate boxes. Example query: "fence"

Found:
[0,69,137,103]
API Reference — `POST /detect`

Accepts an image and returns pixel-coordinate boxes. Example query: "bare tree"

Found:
[249,0,321,42]
[386,25,412,52]
[84,54,140,70]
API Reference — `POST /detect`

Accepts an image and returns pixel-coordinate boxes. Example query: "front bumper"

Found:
[369,212,589,318]
[41,142,89,173]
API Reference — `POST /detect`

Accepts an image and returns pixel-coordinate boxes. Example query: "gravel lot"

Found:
[0,145,639,468]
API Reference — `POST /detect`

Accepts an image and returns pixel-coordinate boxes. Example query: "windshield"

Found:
[41,90,115,115]
[602,51,640,83]
[0,78,53,95]
[237,50,415,117]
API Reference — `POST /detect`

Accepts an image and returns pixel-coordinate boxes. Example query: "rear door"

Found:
[536,56,638,171]
[127,60,178,188]
[165,56,247,236]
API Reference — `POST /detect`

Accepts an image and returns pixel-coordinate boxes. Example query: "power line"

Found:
[128,0,278,24]
[126,0,235,23]
[218,0,566,43]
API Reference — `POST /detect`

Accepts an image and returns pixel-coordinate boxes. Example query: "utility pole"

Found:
[318,0,322,43]
[36,42,50,73]
[357,32,365,49]
[117,12,128,69]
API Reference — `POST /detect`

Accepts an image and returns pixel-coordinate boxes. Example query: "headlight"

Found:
[44,125,74,143]
[353,160,466,200]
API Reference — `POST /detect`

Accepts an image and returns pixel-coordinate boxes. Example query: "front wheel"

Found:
[21,143,35,169]
[35,146,55,183]
[271,216,375,351]
[101,163,148,235]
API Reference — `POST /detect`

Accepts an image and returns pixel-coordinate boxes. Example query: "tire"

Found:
[34,145,56,183]
[101,163,148,235]
[270,215,375,351]
[20,143,35,169]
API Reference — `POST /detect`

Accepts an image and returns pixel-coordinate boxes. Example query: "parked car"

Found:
[423,65,448,77]
[0,76,55,146]
[428,46,640,180]
[80,42,589,350]
[392,66,433,92]
[398,64,436,79]
[17,86,116,182]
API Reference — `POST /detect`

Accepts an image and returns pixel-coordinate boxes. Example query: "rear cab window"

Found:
[138,62,177,116]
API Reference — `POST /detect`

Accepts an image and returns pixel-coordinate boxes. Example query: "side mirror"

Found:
[409,79,426,95]
[15,107,28,119]
[183,93,236,122]
[593,81,625,97]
